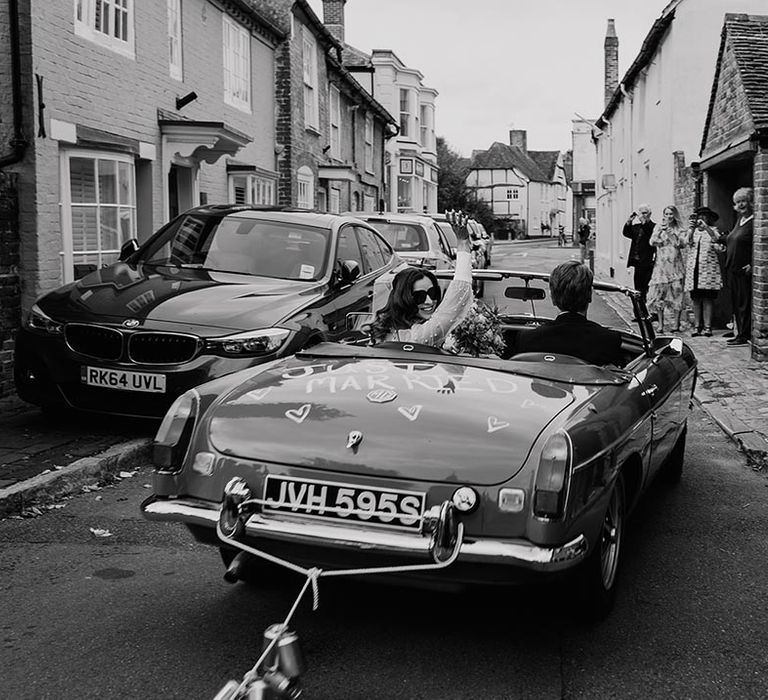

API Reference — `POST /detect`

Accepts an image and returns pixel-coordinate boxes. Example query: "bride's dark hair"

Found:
[369,267,441,343]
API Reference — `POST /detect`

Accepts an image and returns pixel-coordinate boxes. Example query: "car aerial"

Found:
[14,205,401,419]
[142,269,696,620]
[352,212,455,271]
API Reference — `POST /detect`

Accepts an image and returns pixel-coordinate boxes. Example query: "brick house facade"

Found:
[699,13,768,360]
[262,0,395,212]
[0,0,284,309]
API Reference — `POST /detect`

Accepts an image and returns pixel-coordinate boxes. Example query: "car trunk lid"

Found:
[207,355,576,485]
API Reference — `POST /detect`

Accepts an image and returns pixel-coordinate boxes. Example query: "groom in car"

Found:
[516,260,625,367]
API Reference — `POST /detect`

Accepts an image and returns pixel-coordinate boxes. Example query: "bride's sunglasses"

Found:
[412,287,440,304]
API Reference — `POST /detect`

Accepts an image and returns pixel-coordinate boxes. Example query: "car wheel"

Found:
[661,424,686,484]
[577,472,625,622]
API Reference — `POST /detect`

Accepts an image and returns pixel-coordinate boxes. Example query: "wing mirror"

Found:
[119,238,139,261]
[337,259,361,285]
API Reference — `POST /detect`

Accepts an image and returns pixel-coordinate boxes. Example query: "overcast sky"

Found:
[306,0,671,156]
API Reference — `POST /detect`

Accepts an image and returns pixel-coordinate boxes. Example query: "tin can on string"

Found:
[261,624,305,679]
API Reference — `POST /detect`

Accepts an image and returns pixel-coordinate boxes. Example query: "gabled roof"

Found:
[469,142,550,182]
[342,43,374,69]
[701,13,768,152]
[527,151,560,180]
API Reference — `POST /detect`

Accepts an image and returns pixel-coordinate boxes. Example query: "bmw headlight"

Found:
[204,328,290,357]
[26,304,63,334]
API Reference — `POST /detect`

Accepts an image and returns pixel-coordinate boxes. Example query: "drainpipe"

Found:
[0,0,29,169]
[619,83,632,213]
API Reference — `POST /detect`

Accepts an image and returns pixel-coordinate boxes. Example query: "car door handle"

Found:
[641,384,658,397]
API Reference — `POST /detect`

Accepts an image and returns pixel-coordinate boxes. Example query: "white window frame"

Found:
[399,89,411,139]
[303,28,319,129]
[59,149,137,284]
[329,188,340,214]
[419,104,428,147]
[74,0,135,58]
[223,15,251,112]
[297,166,314,209]
[167,0,183,81]
[329,85,341,161]
[397,176,412,212]
[229,174,276,206]
[364,114,374,173]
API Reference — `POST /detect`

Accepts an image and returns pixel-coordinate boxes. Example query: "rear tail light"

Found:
[153,389,199,472]
[533,432,572,519]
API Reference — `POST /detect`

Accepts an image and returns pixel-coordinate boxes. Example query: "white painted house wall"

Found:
[594,0,768,285]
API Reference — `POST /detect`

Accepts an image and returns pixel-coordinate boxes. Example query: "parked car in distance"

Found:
[422,212,459,257]
[473,220,494,267]
[425,212,491,268]
[142,270,696,621]
[14,205,400,419]
[352,212,455,271]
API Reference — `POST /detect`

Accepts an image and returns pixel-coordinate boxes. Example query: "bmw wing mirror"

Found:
[119,238,139,261]
[337,259,361,286]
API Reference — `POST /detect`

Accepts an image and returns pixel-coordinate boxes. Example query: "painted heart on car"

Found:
[285,404,312,424]
[487,416,510,433]
[397,405,423,422]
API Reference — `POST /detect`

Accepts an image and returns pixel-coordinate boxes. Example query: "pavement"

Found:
[1,239,766,516]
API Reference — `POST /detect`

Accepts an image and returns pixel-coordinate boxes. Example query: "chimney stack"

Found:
[322,0,347,44]
[604,19,619,106]
[509,129,527,152]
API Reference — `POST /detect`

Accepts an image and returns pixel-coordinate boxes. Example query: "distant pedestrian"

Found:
[577,217,591,263]
[622,205,656,306]
[684,206,722,337]
[557,224,566,247]
[717,187,754,346]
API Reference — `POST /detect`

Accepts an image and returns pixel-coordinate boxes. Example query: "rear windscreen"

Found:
[368,222,428,252]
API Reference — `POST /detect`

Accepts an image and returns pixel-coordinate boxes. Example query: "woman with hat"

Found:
[685,205,723,336]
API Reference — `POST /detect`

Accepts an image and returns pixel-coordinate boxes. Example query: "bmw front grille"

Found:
[65,324,199,364]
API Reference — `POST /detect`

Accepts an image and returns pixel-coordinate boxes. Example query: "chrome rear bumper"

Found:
[142,496,588,572]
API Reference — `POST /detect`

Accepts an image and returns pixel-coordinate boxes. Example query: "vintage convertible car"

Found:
[142,271,696,618]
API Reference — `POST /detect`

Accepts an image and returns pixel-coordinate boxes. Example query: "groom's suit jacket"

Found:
[516,311,625,367]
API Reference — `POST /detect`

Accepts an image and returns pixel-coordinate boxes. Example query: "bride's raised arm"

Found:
[398,211,474,346]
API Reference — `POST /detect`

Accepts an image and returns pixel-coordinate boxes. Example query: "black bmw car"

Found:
[15,205,401,418]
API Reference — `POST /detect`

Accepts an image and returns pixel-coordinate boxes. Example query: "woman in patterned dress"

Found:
[647,205,687,334]
[369,211,473,347]
[684,206,722,337]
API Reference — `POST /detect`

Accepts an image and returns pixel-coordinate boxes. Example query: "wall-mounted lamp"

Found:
[322,144,331,154]
[176,91,198,111]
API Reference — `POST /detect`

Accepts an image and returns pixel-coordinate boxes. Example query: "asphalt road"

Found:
[1,408,767,699]
[2,241,766,698]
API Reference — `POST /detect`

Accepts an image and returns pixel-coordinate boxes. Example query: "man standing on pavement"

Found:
[622,204,656,306]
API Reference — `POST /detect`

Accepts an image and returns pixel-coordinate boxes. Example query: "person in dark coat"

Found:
[516,260,625,366]
[717,187,754,345]
[622,204,656,305]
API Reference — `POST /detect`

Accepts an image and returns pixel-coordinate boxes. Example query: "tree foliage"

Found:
[436,137,495,234]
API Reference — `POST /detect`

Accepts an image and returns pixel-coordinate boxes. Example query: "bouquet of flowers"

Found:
[443,300,507,358]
